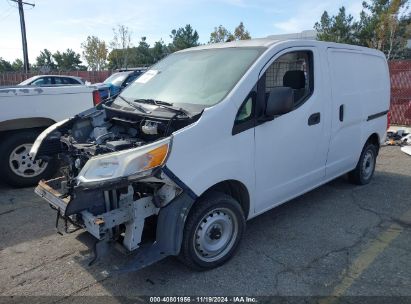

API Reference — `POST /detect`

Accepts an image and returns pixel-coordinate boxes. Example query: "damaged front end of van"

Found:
[30,101,200,272]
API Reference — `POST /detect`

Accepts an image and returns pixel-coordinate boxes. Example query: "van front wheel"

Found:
[348,143,378,185]
[179,192,245,270]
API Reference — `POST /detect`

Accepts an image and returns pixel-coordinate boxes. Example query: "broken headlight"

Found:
[76,137,171,185]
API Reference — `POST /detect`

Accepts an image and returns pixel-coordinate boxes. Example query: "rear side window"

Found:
[54,77,63,84]
[32,77,52,85]
[264,51,313,108]
[66,77,81,84]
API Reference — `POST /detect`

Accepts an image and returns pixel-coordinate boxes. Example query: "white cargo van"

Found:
[31,39,390,272]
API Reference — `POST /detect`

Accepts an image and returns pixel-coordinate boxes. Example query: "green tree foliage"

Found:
[209,22,251,43]
[11,59,23,71]
[81,36,108,71]
[169,24,200,52]
[233,22,251,40]
[0,58,29,72]
[108,38,168,69]
[314,0,410,59]
[314,8,356,43]
[210,25,232,43]
[36,49,56,70]
[151,40,168,62]
[136,37,153,65]
[357,0,410,59]
[52,49,82,71]
[0,58,13,72]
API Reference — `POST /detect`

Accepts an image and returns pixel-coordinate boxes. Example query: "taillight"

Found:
[93,90,102,106]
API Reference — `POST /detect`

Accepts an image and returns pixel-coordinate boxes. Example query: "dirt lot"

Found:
[0,146,410,299]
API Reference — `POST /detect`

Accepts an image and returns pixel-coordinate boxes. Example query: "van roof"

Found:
[178,38,384,57]
[179,38,280,51]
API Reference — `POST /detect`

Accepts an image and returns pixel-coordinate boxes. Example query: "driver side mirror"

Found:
[265,87,294,118]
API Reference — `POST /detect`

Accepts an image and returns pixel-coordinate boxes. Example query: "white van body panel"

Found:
[166,40,389,220]
[325,48,390,179]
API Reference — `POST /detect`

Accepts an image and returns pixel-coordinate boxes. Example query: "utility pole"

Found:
[11,0,35,73]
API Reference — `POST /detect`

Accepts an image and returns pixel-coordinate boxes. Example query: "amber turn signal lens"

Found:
[144,144,169,169]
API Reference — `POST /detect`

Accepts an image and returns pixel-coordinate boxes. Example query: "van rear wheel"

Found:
[348,142,377,185]
[179,192,245,270]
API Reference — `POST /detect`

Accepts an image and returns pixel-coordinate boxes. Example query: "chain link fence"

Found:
[389,60,411,126]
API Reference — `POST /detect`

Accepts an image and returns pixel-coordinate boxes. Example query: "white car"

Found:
[32,39,390,271]
[19,75,86,86]
[0,85,100,187]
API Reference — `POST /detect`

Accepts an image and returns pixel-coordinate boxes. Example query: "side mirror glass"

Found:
[265,87,293,117]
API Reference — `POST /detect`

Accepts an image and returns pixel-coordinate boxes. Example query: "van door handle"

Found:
[339,105,344,122]
[308,112,321,126]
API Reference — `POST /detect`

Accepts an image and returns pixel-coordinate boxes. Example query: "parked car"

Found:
[32,39,389,272]
[0,85,101,187]
[96,68,147,99]
[19,75,87,86]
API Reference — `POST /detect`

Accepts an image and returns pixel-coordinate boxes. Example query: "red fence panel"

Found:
[389,60,411,126]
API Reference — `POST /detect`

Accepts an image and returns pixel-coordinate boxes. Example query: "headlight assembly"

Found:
[76,137,171,185]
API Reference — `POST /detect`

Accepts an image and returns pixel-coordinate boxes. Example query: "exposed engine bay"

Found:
[36,102,198,184]
[32,101,200,271]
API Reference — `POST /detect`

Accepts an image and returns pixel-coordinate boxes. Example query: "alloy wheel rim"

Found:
[9,143,48,178]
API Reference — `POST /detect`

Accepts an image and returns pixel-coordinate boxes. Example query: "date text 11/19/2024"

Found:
[149,297,258,303]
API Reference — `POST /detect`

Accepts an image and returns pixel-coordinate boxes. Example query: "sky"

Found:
[0,0,363,63]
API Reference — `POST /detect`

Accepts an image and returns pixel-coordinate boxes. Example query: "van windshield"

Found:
[117,47,264,110]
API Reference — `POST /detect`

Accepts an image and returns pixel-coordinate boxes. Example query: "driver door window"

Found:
[265,51,313,109]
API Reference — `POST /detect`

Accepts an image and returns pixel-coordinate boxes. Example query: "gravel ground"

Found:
[0,146,410,300]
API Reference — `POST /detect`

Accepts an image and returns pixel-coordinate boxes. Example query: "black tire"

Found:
[348,142,378,185]
[179,192,246,271]
[0,130,59,188]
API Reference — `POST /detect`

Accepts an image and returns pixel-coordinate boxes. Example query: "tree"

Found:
[52,49,82,70]
[209,22,251,43]
[136,36,153,65]
[36,49,55,70]
[0,58,13,72]
[314,0,410,59]
[12,59,23,71]
[357,0,410,59]
[209,25,232,43]
[81,36,108,71]
[233,22,251,40]
[110,24,132,69]
[151,40,168,62]
[169,24,200,52]
[314,7,356,44]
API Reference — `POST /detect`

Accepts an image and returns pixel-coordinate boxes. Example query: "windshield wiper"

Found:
[118,95,151,114]
[134,98,191,118]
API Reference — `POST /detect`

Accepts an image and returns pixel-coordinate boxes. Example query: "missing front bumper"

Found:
[35,179,158,250]
[34,173,195,272]
[35,177,70,215]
